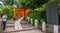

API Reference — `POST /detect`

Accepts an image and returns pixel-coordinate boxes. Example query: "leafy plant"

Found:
[0,8,2,17]
[28,4,46,23]
[18,0,49,10]
[2,6,13,19]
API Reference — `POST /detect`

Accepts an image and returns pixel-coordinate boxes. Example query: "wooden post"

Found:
[13,7,17,20]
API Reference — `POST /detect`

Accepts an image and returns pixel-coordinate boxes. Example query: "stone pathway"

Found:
[10,30,43,33]
[3,17,43,33]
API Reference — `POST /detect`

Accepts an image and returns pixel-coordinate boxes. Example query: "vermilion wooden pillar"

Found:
[13,7,17,20]
[13,7,19,19]
[19,8,24,17]
[25,9,30,16]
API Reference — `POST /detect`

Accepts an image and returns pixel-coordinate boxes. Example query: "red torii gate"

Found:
[13,7,30,19]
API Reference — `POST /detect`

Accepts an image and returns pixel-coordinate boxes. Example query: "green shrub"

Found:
[58,10,60,25]
[28,10,41,20]
[28,4,46,23]
[0,8,2,17]
[2,6,13,19]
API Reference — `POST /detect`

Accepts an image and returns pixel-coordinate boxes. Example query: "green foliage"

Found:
[0,8,2,17]
[57,1,60,25]
[18,0,49,9]
[40,19,45,22]
[28,4,46,22]
[2,0,13,6]
[58,10,60,15]
[48,0,55,2]
[28,11,41,20]
[57,0,60,3]
[18,0,26,6]
[2,6,13,19]
[34,4,46,12]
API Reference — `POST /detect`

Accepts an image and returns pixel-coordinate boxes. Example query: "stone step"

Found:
[6,22,14,24]
[13,30,43,33]
[46,28,53,33]
[4,20,37,33]
[4,25,35,33]
[21,22,28,24]
[22,24,34,28]
[7,20,15,24]
[4,26,35,32]
[4,30,43,33]
[4,29,35,32]
[21,23,29,25]
[21,21,28,24]
[21,24,35,30]
[4,27,15,32]
[6,24,14,27]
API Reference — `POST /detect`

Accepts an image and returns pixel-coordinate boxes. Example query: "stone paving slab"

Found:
[6,24,14,27]
[10,30,43,33]
[21,20,28,24]
[21,24,35,30]
[5,27,14,31]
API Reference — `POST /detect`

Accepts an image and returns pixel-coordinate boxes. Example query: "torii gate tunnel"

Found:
[13,7,30,19]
